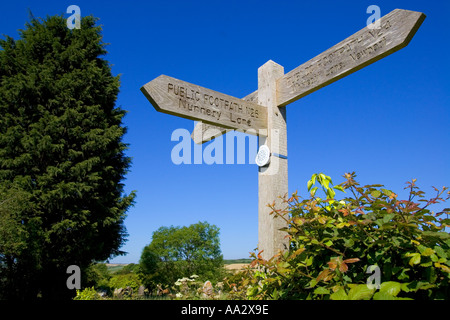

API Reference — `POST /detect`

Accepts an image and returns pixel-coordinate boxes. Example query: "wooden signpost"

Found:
[141,9,426,260]
[141,75,268,132]
[191,9,426,144]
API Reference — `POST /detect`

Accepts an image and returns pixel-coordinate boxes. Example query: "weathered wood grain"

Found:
[141,75,267,132]
[277,9,426,106]
[191,90,258,144]
[257,61,289,260]
[190,8,425,144]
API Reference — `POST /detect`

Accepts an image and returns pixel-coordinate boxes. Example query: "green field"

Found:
[106,264,128,273]
[106,259,252,274]
[223,259,252,265]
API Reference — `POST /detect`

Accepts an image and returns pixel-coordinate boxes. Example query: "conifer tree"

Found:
[0,14,135,299]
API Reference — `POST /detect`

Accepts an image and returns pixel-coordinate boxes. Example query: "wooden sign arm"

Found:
[191,8,425,144]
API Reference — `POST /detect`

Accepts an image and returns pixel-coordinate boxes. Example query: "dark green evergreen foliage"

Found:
[0,14,135,299]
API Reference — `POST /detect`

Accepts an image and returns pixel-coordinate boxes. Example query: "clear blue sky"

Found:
[2,1,449,263]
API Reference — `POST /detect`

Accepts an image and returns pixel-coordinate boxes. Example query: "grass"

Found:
[106,264,128,274]
[223,259,252,265]
[106,259,252,274]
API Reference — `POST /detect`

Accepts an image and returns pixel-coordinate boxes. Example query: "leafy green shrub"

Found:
[115,263,140,275]
[73,287,102,300]
[230,173,450,300]
[84,263,111,290]
[109,273,142,293]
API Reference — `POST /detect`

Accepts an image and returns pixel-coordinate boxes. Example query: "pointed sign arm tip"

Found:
[275,8,427,107]
[187,8,426,143]
[141,75,268,133]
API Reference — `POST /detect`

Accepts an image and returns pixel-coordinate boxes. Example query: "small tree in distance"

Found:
[139,221,224,290]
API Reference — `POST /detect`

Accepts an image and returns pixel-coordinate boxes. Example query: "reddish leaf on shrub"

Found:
[343,258,360,264]
[328,260,338,270]
[317,269,332,282]
[289,248,306,259]
[339,263,348,273]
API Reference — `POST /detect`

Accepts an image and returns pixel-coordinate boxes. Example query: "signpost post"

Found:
[141,9,426,260]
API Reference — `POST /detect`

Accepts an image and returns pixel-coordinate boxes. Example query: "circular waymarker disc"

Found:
[255,145,271,167]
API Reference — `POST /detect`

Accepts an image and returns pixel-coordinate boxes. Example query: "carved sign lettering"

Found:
[141,75,267,131]
[191,8,425,143]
